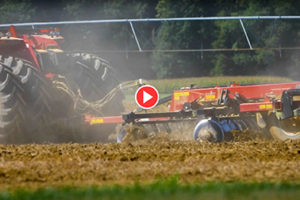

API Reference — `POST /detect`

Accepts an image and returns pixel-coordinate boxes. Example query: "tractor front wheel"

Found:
[58,53,124,142]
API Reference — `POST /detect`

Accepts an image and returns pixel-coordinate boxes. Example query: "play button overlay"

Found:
[143,91,152,104]
[135,85,159,109]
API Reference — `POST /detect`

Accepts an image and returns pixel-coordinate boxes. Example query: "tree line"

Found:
[0,0,300,80]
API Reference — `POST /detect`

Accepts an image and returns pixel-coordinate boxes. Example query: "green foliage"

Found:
[153,0,300,78]
[0,0,300,79]
[211,0,300,76]
[1,179,300,200]
[153,0,215,78]
[61,0,154,50]
[0,0,35,23]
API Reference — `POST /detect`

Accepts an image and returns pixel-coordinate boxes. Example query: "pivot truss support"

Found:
[239,19,253,50]
[129,21,142,52]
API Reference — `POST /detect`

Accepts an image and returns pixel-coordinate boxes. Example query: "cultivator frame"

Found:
[85,82,300,142]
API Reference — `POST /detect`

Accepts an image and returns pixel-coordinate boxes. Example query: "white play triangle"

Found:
[143,91,153,104]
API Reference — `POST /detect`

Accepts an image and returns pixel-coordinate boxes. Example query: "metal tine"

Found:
[150,124,159,134]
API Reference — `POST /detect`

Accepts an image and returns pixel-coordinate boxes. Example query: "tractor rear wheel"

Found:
[267,113,300,141]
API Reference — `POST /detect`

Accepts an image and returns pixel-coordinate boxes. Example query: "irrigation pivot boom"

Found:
[1,16,300,52]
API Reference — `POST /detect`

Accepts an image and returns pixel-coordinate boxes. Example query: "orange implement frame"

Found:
[85,82,300,126]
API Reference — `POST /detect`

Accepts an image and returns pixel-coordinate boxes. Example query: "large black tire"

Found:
[0,63,26,142]
[60,53,120,99]
[0,56,53,143]
[58,53,124,142]
[2,56,50,117]
[266,113,300,141]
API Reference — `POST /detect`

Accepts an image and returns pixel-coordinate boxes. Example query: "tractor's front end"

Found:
[0,26,63,70]
[0,26,124,143]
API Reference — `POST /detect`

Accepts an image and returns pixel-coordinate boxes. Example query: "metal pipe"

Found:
[129,21,142,52]
[1,16,300,28]
[239,19,253,50]
[66,46,300,53]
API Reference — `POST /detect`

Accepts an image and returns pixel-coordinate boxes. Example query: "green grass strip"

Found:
[148,76,292,94]
[123,76,293,102]
[1,177,300,200]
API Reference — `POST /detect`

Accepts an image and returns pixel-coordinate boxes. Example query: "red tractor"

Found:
[0,26,123,143]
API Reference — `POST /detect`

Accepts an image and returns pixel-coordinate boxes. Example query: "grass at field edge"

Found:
[123,76,293,102]
[1,176,300,200]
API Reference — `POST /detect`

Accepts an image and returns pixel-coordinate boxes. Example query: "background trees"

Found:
[0,0,300,80]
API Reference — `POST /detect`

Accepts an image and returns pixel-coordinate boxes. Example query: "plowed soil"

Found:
[0,137,300,191]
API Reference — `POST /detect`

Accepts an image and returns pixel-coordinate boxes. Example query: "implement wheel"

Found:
[267,113,300,141]
[193,119,224,142]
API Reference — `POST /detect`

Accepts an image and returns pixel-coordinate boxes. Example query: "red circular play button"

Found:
[135,85,159,109]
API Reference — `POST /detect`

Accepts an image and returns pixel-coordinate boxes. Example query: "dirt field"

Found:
[0,136,299,191]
